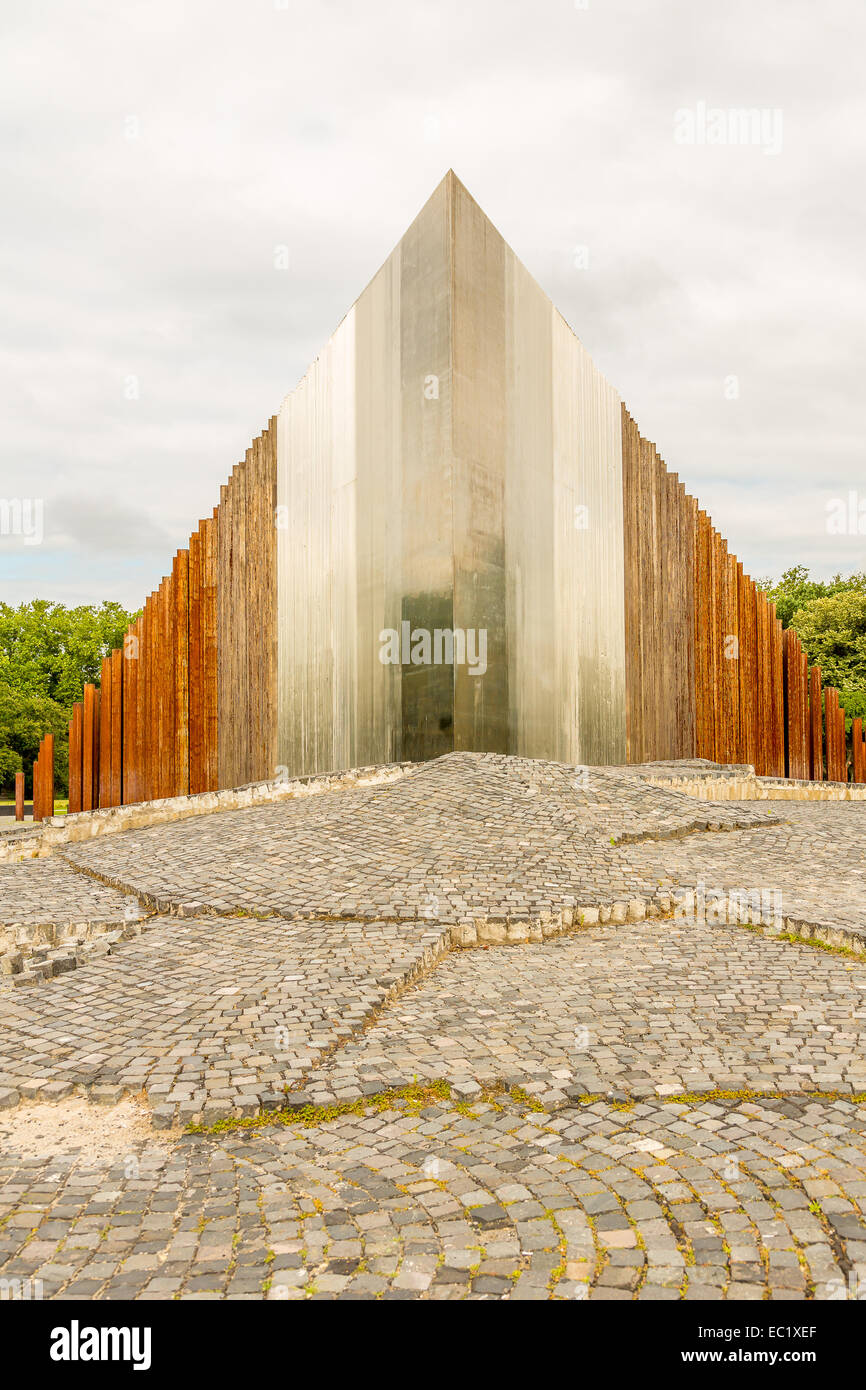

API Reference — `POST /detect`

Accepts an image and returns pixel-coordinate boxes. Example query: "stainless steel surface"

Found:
[277,172,626,776]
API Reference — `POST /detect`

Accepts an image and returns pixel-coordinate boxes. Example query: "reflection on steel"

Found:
[276,171,626,776]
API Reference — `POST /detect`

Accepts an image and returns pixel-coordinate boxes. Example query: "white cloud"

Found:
[0,0,864,605]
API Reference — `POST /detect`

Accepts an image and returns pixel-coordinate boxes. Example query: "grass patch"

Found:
[187,1079,453,1134]
[185,1077,562,1135]
[775,931,866,961]
[507,1085,546,1113]
[563,1086,866,1109]
[185,1077,866,1140]
[664,1087,866,1106]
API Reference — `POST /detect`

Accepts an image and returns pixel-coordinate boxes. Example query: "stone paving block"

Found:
[1,754,865,1302]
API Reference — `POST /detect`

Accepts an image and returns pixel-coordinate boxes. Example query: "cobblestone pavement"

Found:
[0,859,149,988]
[42,754,866,945]
[304,924,866,1108]
[0,857,144,929]
[625,800,866,940]
[0,917,448,1122]
[2,1092,865,1301]
[58,754,773,925]
[1,753,866,1300]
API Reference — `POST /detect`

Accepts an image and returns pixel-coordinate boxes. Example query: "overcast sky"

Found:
[1,0,864,610]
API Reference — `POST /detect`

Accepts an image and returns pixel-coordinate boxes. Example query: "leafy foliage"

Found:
[0,744,22,788]
[759,565,866,631]
[0,601,138,795]
[0,681,70,795]
[760,568,866,743]
[787,590,866,693]
[0,601,136,708]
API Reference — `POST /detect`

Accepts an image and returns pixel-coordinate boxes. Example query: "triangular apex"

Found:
[293,170,585,396]
[275,170,627,777]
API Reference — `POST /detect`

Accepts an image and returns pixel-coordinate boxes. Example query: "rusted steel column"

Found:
[825,688,846,782]
[42,734,54,818]
[68,702,83,813]
[205,510,219,791]
[110,647,123,806]
[809,667,823,780]
[122,621,139,805]
[173,549,190,796]
[852,717,865,784]
[82,683,96,810]
[32,735,54,821]
[98,655,112,807]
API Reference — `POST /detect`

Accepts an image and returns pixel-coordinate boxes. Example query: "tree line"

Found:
[0,601,137,796]
[759,567,866,726]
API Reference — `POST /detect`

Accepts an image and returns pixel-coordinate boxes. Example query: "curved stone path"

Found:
[2,1091,865,1301]
[1,752,866,1300]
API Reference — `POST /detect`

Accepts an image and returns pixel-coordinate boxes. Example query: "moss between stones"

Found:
[774,931,866,960]
[187,1080,452,1134]
[662,1087,866,1106]
[185,1079,866,1137]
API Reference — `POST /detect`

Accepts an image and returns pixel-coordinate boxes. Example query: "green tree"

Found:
[0,600,138,800]
[0,600,137,708]
[0,681,70,796]
[760,566,866,629]
[789,589,866,700]
[760,570,866,749]
[0,744,22,790]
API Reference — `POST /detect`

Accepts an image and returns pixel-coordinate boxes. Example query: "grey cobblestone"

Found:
[1,1093,863,1300]
[0,860,149,983]
[57,753,775,928]
[301,920,866,1106]
[1,752,865,1300]
[0,917,448,1123]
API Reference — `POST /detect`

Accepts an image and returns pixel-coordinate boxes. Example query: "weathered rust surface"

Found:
[68,702,83,814]
[853,716,865,784]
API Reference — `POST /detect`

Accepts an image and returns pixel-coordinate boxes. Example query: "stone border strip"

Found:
[450,892,866,956]
[640,768,866,801]
[0,761,416,864]
[611,808,784,845]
